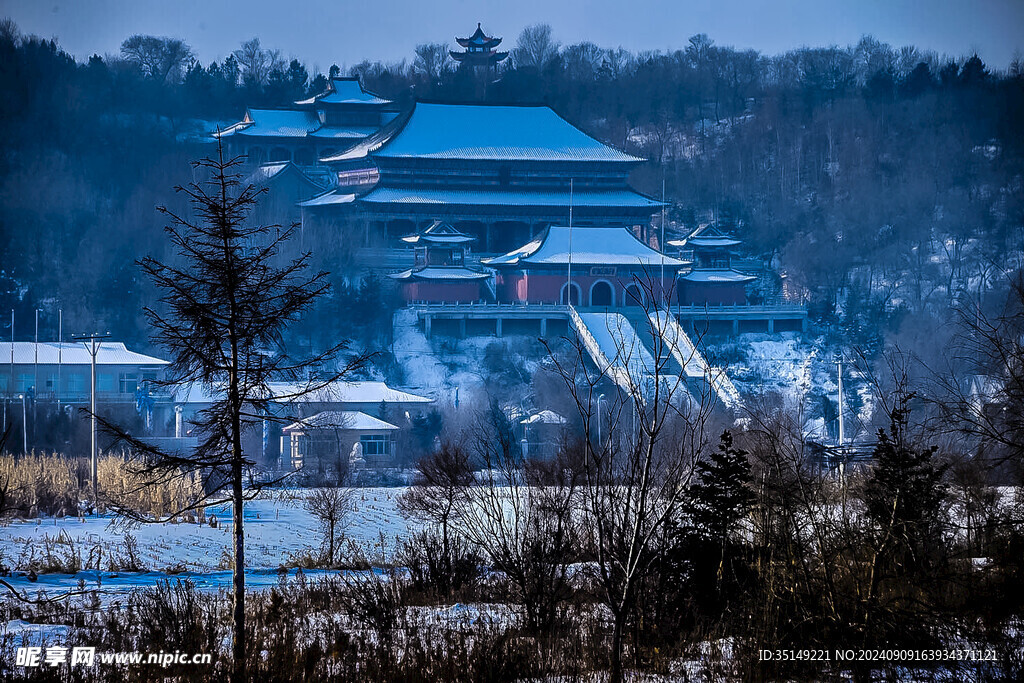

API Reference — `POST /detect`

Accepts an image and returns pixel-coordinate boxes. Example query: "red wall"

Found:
[495,270,676,306]
[679,281,747,306]
[402,281,484,303]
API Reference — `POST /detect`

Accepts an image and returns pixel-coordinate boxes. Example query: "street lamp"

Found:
[72,332,110,499]
[596,393,605,449]
[18,393,26,453]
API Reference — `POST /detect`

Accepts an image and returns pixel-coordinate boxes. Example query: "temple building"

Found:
[215,77,400,167]
[484,225,685,306]
[301,102,662,253]
[390,221,491,303]
[449,23,509,68]
[450,23,508,97]
[671,227,756,306]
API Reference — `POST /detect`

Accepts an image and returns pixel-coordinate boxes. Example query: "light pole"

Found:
[72,333,110,499]
[18,393,26,453]
[596,393,605,450]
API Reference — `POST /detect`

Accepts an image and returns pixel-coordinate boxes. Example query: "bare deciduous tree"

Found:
[305,486,355,565]
[120,35,194,84]
[544,277,716,682]
[233,37,285,87]
[511,24,560,71]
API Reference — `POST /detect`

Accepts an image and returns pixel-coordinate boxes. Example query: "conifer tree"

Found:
[685,430,754,543]
[103,141,363,683]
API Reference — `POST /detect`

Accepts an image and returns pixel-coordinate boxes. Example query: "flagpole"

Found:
[567,178,574,306]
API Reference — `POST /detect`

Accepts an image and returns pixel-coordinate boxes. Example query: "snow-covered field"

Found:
[0,488,413,595]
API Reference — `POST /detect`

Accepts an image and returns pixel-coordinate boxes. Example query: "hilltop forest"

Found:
[0,19,1022,365]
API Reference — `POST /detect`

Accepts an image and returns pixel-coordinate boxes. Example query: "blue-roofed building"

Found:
[301,101,662,253]
[215,77,400,167]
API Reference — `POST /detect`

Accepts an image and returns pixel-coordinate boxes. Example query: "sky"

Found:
[3,0,1022,71]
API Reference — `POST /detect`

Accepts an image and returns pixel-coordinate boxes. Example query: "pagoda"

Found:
[450,23,508,99]
[390,221,492,303]
[450,23,509,69]
[670,227,756,306]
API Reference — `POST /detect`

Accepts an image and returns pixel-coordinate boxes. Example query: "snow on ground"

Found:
[717,333,830,404]
[0,488,412,576]
[392,309,448,397]
[392,307,542,407]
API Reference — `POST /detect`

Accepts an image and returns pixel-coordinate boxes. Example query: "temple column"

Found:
[768,318,775,334]
[732,319,739,335]
[540,318,547,337]
[424,315,432,339]
[495,318,503,337]
[459,318,467,338]
[484,222,493,253]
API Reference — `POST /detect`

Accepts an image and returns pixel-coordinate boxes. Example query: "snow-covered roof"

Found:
[323,102,644,163]
[357,186,662,208]
[244,162,328,190]
[220,109,320,138]
[282,410,399,433]
[456,24,503,49]
[520,410,566,425]
[680,269,756,284]
[484,226,687,268]
[400,221,476,245]
[3,342,168,366]
[297,190,357,207]
[389,267,490,282]
[308,126,379,139]
[171,380,432,406]
[295,78,392,106]
[266,380,432,404]
[686,236,742,248]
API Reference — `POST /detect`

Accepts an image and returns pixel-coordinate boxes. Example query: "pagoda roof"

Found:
[680,269,756,284]
[308,125,379,139]
[400,221,476,245]
[216,109,320,138]
[244,161,330,192]
[322,102,644,163]
[297,190,357,207]
[483,226,687,268]
[357,186,662,209]
[295,77,392,106]
[686,236,742,248]
[389,266,491,282]
[455,23,503,50]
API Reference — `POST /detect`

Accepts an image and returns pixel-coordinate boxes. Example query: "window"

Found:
[66,373,84,394]
[16,373,33,392]
[119,373,139,394]
[359,434,390,456]
[97,373,115,392]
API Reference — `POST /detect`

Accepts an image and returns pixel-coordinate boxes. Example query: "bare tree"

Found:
[305,486,355,565]
[456,401,579,635]
[120,35,194,84]
[413,43,453,84]
[511,24,560,71]
[233,37,285,87]
[397,441,473,569]
[544,276,716,682]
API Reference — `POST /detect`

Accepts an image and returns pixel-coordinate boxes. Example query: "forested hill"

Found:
[1,19,1022,357]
